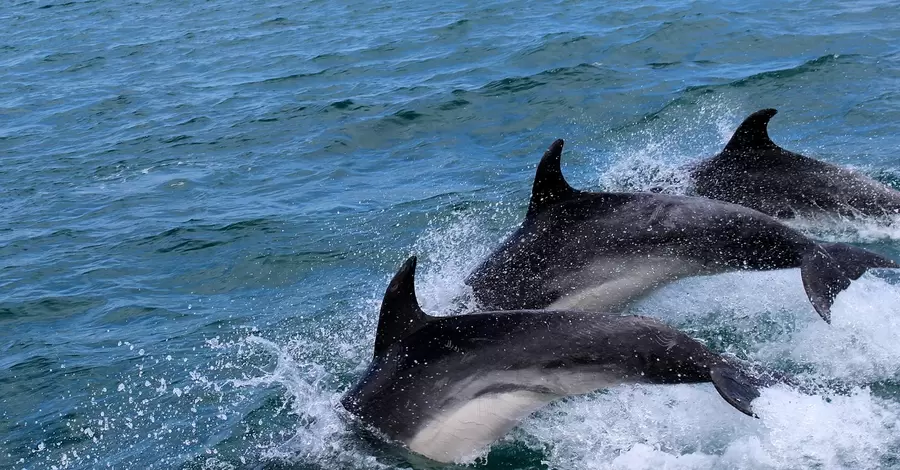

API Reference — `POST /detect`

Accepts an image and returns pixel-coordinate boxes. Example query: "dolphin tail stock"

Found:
[800,243,898,324]
[820,242,898,279]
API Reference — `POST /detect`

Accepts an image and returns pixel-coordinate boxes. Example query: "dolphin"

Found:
[342,257,772,464]
[465,139,896,323]
[692,108,900,218]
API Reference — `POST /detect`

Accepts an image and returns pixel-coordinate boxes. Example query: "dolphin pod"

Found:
[466,139,896,323]
[342,116,899,464]
[342,257,776,464]
[693,108,900,218]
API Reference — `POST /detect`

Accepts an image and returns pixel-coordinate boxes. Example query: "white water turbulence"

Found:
[519,385,900,470]
[758,274,900,382]
[630,265,900,383]
[510,268,900,470]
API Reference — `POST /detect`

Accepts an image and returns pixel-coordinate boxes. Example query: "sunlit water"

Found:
[3,0,900,468]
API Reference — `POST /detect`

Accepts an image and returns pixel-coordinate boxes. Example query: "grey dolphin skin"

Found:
[692,108,900,218]
[465,140,896,323]
[342,257,769,464]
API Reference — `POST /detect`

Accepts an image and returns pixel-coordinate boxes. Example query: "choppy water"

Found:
[3,0,900,468]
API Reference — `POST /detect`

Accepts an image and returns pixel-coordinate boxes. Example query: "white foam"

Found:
[761,275,900,382]
[520,385,900,470]
[630,270,900,383]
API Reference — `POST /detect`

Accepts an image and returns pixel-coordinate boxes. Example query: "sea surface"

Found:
[3,0,900,468]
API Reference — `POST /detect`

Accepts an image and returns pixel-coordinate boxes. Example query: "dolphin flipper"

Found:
[709,363,761,417]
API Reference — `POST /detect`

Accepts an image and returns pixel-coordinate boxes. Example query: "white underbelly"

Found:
[404,369,630,463]
[406,389,552,463]
[548,256,712,311]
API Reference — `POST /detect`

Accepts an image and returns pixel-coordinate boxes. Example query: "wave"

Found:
[130,218,283,256]
[0,295,104,322]
[701,54,855,90]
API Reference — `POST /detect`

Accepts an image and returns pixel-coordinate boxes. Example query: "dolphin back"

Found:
[694,108,900,218]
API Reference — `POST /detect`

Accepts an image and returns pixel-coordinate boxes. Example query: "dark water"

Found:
[3,0,900,468]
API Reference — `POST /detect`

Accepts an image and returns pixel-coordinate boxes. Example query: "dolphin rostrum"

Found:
[342,257,772,464]
[466,139,896,323]
[692,108,900,218]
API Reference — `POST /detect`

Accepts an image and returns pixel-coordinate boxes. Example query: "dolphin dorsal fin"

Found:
[723,108,779,154]
[527,139,576,217]
[374,256,431,358]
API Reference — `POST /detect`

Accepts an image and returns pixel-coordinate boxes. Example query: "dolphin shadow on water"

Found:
[341,257,786,465]
[465,139,897,323]
[692,108,900,219]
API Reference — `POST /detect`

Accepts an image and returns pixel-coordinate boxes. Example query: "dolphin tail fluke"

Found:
[709,362,761,417]
[800,247,851,324]
[801,244,897,323]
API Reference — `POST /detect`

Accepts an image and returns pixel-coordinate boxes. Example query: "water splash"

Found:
[596,99,741,194]
[520,385,900,470]
[597,136,696,194]
[785,211,900,243]
[412,209,515,315]
[224,336,391,469]
[633,270,900,382]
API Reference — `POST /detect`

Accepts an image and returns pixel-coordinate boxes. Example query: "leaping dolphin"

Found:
[466,139,896,323]
[692,108,900,218]
[342,257,771,464]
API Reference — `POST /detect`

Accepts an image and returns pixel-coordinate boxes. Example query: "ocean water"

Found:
[3,0,900,468]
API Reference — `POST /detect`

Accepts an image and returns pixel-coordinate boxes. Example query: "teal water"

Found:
[3,0,900,468]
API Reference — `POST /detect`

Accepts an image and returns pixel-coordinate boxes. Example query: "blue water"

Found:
[4,0,900,468]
